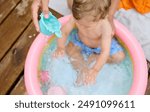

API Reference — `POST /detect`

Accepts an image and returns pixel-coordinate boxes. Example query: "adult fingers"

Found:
[31,0,41,32]
[41,0,49,18]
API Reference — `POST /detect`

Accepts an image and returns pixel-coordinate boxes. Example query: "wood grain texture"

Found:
[10,76,26,95]
[0,0,21,24]
[0,22,37,95]
[8,9,62,95]
[0,0,32,60]
[0,5,63,94]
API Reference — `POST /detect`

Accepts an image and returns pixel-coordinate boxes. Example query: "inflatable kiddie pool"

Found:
[24,15,148,95]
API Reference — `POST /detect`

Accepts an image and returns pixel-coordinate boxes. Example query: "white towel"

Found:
[115,9,150,61]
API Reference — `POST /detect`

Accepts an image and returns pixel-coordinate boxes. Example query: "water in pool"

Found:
[40,30,133,95]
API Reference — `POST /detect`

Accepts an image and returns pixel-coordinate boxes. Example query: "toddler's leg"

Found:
[66,42,88,85]
[87,54,98,65]
[107,51,125,63]
[66,42,87,70]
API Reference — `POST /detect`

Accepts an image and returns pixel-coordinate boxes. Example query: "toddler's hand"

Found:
[53,47,65,58]
[75,68,88,86]
[84,68,99,85]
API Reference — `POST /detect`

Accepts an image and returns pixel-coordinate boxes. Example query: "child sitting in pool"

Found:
[53,0,125,85]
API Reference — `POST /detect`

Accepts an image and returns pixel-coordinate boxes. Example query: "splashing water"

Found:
[40,30,133,95]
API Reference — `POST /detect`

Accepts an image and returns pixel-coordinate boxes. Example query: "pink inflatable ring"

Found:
[24,15,148,95]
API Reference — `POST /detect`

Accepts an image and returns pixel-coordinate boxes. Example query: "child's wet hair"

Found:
[72,0,111,21]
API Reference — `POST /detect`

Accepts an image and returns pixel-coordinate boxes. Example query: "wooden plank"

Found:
[0,9,62,95]
[0,0,32,61]
[147,60,150,76]
[10,76,26,95]
[0,22,37,95]
[0,0,21,24]
[49,8,63,18]
[145,61,150,95]
[145,77,150,95]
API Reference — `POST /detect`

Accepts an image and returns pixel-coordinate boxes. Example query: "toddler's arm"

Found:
[57,16,74,49]
[53,16,75,57]
[93,21,112,72]
[84,21,112,85]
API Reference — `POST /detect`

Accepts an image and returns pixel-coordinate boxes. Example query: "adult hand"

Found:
[31,0,49,32]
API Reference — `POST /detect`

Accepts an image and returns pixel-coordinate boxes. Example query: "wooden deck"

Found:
[0,0,149,95]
